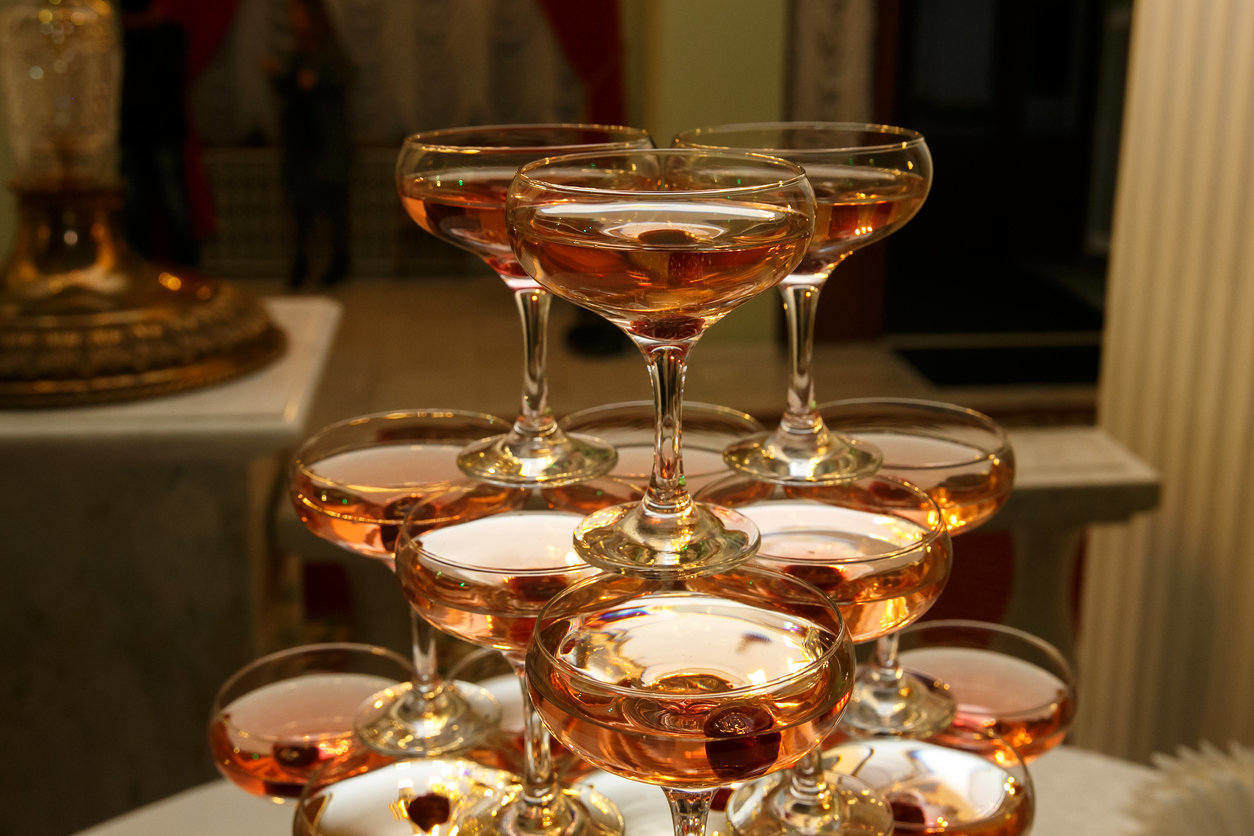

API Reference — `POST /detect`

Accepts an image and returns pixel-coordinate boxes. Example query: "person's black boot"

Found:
[288,251,309,290]
[321,249,349,287]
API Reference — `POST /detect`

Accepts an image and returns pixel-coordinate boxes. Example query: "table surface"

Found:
[0,297,341,451]
[79,745,1153,835]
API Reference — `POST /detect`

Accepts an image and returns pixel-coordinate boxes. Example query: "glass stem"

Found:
[506,656,566,825]
[786,747,835,812]
[640,341,692,517]
[662,787,714,836]
[408,609,444,698]
[869,632,906,690]
[779,278,830,436]
[511,284,558,438]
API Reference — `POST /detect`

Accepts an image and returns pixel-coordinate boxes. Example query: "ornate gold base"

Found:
[0,184,285,408]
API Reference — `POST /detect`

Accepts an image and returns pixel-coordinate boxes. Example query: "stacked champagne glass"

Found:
[206,124,1075,836]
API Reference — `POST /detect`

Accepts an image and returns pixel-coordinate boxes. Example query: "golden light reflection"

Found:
[869,514,928,546]
[157,271,182,291]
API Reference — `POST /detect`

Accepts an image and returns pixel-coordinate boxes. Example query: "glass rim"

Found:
[699,473,950,565]
[397,508,596,576]
[290,408,509,492]
[900,618,1076,716]
[530,564,852,702]
[512,147,811,198]
[673,121,926,154]
[817,397,1012,470]
[398,122,652,155]
[211,641,413,715]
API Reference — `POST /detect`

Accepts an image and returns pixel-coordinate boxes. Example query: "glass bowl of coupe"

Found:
[507,147,816,578]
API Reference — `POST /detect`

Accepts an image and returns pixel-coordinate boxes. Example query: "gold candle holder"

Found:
[0,0,283,407]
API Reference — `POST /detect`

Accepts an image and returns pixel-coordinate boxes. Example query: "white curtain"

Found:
[788,0,875,121]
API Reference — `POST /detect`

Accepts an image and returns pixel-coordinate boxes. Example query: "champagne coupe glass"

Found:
[700,473,952,835]
[290,410,528,756]
[394,509,622,835]
[396,125,652,487]
[526,566,857,836]
[558,400,764,495]
[209,643,413,803]
[673,123,932,484]
[803,399,1015,738]
[823,730,1034,834]
[508,148,816,576]
[897,619,1076,762]
[294,754,515,836]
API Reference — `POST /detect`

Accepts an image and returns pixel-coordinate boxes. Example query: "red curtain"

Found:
[534,0,627,124]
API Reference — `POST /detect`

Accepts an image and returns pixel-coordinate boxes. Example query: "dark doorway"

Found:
[855,0,1130,386]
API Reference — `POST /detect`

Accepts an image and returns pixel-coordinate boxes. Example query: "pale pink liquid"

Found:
[211,673,396,798]
[900,647,1074,761]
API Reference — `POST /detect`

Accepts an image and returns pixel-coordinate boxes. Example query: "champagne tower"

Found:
[0,0,283,407]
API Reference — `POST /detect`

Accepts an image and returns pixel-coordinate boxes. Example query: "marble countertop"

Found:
[0,297,341,455]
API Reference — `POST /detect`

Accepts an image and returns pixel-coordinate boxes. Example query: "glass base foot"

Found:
[457,784,623,836]
[842,671,957,738]
[458,429,617,488]
[573,500,759,578]
[726,771,893,835]
[295,757,516,835]
[354,680,501,758]
[723,430,881,485]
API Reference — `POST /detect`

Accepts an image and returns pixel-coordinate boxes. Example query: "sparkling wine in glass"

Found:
[290,410,528,757]
[810,398,1016,535]
[395,509,622,836]
[208,643,412,802]
[897,620,1076,762]
[801,399,1016,738]
[396,125,652,488]
[673,123,931,485]
[824,732,1034,835]
[294,754,516,836]
[527,566,856,836]
[508,148,815,577]
[699,474,952,835]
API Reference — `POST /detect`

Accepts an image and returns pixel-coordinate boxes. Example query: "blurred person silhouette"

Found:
[267,0,353,289]
[119,0,200,267]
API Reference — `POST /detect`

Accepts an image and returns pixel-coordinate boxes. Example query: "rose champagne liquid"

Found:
[399,168,531,282]
[742,501,950,643]
[900,647,1075,761]
[210,673,395,799]
[396,511,598,653]
[291,443,524,562]
[792,436,1012,535]
[795,166,928,274]
[827,737,1033,835]
[512,201,811,340]
[528,593,851,788]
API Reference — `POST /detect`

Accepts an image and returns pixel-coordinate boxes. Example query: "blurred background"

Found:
[3,0,1252,832]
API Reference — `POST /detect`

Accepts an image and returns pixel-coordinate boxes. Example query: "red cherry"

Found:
[703,703,781,781]
[406,793,452,831]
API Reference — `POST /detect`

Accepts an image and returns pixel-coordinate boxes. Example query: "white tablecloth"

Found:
[79,745,1152,835]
